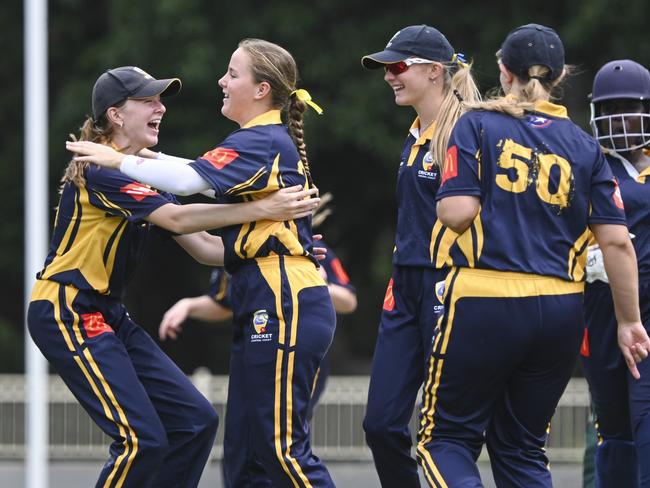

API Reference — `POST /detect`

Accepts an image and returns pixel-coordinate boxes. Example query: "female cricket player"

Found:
[417,25,650,487]
[359,24,480,487]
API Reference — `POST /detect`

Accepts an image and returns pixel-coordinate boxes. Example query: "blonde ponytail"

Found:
[464,64,567,118]
[431,62,481,169]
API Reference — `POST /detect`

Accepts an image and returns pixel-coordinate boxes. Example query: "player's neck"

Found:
[414,94,443,134]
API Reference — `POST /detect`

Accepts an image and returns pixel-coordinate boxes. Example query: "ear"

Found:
[428,62,445,81]
[254,81,271,101]
[105,107,124,127]
[498,61,514,85]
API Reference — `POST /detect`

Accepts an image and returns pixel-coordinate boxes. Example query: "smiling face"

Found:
[218,47,261,126]
[383,62,438,108]
[110,95,166,152]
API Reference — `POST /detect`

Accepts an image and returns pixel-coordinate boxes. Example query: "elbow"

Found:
[442,218,474,234]
[170,175,203,196]
[436,196,479,234]
[163,214,193,235]
[438,213,475,234]
[165,219,187,235]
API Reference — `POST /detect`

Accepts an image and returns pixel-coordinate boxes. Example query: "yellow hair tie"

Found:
[451,53,470,70]
[290,89,324,115]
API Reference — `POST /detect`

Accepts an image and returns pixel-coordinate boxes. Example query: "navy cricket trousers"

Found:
[222,256,336,488]
[363,265,448,487]
[417,268,584,488]
[581,279,650,488]
[27,280,218,488]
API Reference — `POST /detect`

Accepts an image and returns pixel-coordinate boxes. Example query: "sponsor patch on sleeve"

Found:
[201,147,239,169]
[442,145,458,183]
[382,278,395,311]
[120,183,158,201]
[612,178,625,209]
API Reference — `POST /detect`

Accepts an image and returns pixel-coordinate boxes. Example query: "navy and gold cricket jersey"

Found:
[394,118,456,268]
[36,164,174,297]
[189,110,315,273]
[437,101,627,281]
[607,153,650,280]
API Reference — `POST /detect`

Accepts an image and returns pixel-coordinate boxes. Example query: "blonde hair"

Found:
[61,98,126,190]
[464,53,568,118]
[239,38,315,189]
[430,62,481,169]
[61,115,116,190]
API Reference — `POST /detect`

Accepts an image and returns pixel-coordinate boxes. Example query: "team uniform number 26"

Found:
[495,139,572,208]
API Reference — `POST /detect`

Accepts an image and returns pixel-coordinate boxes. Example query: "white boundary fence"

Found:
[0,374,590,462]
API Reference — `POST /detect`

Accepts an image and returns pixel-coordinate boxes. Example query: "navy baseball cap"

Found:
[92,66,182,121]
[500,24,564,81]
[362,25,454,69]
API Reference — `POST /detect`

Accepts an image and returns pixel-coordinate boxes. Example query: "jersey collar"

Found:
[243,110,282,129]
[503,94,568,118]
[408,117,436,145]
[533,100,568,119]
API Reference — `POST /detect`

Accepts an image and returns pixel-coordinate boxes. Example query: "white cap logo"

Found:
[132,66,153,79]
[386,30,401,48]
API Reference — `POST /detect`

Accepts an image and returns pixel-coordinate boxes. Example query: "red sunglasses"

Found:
[384,58,434,76]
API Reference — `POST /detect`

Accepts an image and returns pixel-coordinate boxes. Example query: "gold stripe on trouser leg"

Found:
[416,270,460,488]
[62,286,84,347]
[30,281,75,352]
[282,260,325,487]
[417,444,449,488]
[70,354,132,488]
[258,257,302,487]
[258,256,325,488]
[83,348,139,488]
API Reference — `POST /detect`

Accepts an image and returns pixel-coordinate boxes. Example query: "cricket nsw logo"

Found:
[418,151,438,180]
[250,309,272,342]
[434,280,446,313]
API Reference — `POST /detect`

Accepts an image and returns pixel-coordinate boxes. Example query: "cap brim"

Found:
[130,78,182,99]
[361,50,410,69]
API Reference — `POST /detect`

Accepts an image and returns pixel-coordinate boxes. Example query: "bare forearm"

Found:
[173,233,225,265]
[151,201,264,235]
[186,296,231,322]
[602,240,640,324]
[592,223,641,324]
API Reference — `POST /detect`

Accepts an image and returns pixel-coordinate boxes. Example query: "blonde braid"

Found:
[287,96,314,188]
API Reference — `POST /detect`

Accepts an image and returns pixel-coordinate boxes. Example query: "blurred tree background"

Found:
[3,0,650,373]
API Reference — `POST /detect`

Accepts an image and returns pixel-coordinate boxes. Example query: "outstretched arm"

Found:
[591,223,650,379]
[172,232,225,266]
[146,185,319,235]
[159,295,233,341]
